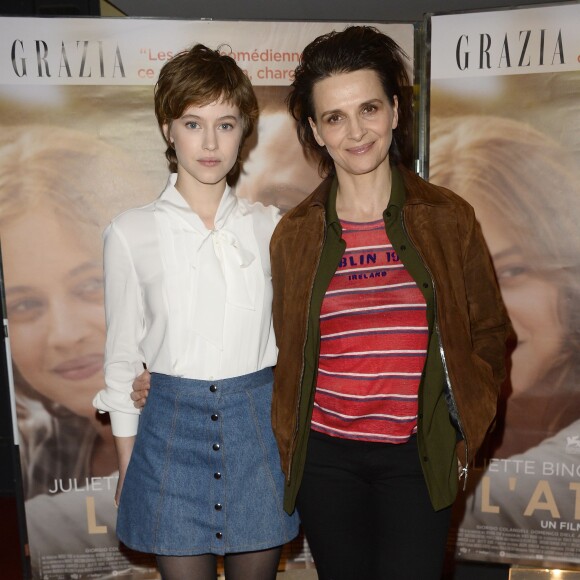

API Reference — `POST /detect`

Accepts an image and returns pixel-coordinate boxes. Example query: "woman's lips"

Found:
[52,354,103,381]
[198,158,221,167]
[347,142,374,155]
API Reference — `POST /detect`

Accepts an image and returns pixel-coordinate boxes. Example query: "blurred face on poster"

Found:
[462,201,563,397]
[429,115,580,453]
[0,124,149,439]
[237,88,321,211]
[3,204,105,419]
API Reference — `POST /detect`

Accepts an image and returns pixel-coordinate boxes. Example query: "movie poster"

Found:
[429,3,580,569]
[0,17,413,579]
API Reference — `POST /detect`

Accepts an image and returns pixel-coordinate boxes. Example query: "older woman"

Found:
[430,115,580,458]
[429,115,580,538]
[270,27,510,579]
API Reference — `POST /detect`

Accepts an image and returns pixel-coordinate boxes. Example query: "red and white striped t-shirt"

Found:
[311,218,428,443]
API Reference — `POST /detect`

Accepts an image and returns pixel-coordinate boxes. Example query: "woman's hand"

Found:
[131,370,151,409]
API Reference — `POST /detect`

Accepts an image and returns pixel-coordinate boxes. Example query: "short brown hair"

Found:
[287,26,412,177]
[154,44,258,183]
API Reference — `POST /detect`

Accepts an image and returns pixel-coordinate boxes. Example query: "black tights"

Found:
[156,546,282,580]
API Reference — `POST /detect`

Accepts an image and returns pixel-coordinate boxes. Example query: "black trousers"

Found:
[296,430,452,580]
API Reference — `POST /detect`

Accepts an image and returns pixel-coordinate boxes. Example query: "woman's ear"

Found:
[392,95,399,130]
[162,123,174,146]
[308,117,325,147]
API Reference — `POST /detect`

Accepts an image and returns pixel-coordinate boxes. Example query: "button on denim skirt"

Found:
[116,368,299,555]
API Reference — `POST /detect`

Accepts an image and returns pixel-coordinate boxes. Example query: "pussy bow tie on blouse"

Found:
[154,193,257,373]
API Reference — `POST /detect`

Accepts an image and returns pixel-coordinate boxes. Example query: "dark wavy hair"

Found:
[287,26,413,177]
[154,44,258,184]
[286,26,413,176]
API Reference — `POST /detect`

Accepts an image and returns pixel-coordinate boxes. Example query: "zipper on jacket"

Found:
[400,208,470,489]
[288,209,327,482]
[436,317,469,490]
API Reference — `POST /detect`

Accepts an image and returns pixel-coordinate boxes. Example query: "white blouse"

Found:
[93,174,280,436]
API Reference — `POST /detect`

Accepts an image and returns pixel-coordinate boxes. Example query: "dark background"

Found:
[0,0,567,21]
[92,0,567,22]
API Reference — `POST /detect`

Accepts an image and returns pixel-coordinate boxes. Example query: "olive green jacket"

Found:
[270,165,510,514]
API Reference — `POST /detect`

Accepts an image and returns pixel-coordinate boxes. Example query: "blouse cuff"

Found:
[110,412,140,437]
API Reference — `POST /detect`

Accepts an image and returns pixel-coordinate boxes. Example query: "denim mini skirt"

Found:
[116,368,299,555]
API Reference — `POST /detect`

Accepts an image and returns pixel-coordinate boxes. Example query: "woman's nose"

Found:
[202,128,218,151]
[47,300,91,349]
[348,117,366,141]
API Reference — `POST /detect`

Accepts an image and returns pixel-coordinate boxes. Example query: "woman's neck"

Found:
[335,162,392,222]
[175,173,227,230]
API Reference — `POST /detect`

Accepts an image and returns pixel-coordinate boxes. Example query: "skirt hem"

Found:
[119,530,300,557]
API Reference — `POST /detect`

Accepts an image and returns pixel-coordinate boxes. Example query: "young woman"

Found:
[270,27,510,579]
[0,126,142,501]
[0,127,150,575]
[93,44,298,580]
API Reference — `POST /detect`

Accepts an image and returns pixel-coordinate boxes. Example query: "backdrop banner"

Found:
[429,2,580,570]
[0,16,413,579]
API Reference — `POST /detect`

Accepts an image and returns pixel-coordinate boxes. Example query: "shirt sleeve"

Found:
[92,221,145,437]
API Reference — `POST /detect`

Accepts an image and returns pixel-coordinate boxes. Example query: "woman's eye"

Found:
[219,123,234,130]
[7,298,45,322]
[497,264,529,282]
[327,114,341,124]
[362,104,377,114]
[74,278,104,303]
[185,121,199,129]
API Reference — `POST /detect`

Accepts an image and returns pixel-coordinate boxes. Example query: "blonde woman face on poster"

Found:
[429,115,579,400]
[460,201,562,397]
[0,125,149,424]
[3,204,105,419]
